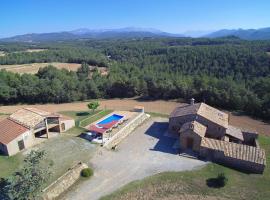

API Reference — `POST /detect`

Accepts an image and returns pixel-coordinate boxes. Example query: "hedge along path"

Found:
[79,110,113,128]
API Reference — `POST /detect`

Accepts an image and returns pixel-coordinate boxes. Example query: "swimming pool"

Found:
[97,114,124,125]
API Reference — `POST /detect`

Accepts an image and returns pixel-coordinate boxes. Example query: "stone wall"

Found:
[42,162,88,200]
[180,130,202,152]
[104,113,150,149]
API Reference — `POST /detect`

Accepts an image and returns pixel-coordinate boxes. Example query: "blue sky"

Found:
[1,0,270,38]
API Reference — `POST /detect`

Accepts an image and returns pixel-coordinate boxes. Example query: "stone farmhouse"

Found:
[169,99,266,173]
[0,108,75,156]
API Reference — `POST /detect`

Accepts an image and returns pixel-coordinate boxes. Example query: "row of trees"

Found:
[0,37,270,120]
[0,48,108,67]
[0,63,269,119]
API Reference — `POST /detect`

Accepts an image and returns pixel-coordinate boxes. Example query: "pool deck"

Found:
[84,111,137,130]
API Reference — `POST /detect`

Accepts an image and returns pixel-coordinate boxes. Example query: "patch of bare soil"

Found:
[0,51,5,56]
[118,194,227,200]
[229,114,270,136]
[0,99,269,135]
[0,62,109,75]
[0,115,7,120]
[25,49,47,53]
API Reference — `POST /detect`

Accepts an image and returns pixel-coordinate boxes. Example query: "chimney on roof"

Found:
[190,98,195,105]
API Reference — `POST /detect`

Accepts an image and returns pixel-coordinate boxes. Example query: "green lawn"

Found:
[39,135,96,188]
[0,154,23,178]
[79,110,113,127]
[101,135,270,200]
[60,110,101,126]
[60,109,113,128]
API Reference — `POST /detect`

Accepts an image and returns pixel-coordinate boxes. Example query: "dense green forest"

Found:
[0,37,270,120]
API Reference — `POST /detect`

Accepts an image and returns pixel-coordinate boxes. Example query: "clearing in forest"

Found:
[0,62,81,74]
[0,51,5,56]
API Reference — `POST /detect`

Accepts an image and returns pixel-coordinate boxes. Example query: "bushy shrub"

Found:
[81,168,93,178]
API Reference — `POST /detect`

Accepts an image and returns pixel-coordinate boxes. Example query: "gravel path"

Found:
[61,117,206,200]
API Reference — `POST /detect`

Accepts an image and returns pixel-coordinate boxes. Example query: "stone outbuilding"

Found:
[179,121,206,152]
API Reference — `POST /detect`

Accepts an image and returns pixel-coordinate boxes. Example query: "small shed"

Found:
[134,106,144,113]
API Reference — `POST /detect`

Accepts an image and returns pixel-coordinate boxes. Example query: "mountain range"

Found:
[206,27,270,40]
[0,27,184,42]
[1,27,270,42]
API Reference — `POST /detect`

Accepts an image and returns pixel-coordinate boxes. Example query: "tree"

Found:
[87,101,100,113]
[0,150,51,200]
[77,63,90,80]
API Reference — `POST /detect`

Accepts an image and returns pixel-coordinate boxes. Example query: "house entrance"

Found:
[61,123,65,131]
[186,137,194,149]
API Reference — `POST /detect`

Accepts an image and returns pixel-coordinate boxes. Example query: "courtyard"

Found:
[60,117,206,200]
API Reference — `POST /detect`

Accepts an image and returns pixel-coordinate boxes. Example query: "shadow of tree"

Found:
[76,112,89,116]
[206,173,228,188]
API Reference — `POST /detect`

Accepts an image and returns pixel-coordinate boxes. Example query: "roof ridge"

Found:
[23,107,46,117]
[7,116,31,129]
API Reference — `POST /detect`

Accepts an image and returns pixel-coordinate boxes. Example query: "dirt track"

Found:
[0,99,269,135]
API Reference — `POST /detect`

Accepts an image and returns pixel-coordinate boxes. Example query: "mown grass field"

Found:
[0,51,5,56]
[101,136,270,200]
[0,62,81,74]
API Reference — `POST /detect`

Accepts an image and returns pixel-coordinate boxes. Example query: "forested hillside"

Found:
[0,37,270,120]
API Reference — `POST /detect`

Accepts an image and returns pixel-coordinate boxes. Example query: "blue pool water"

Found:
[97,114,124,125]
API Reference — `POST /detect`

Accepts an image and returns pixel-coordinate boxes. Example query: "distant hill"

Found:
[1,27,184,42]
[206,27,270,40]
[2,27,270,42]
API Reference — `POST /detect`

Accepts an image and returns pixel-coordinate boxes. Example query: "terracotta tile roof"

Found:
[197,103,228,128]
[201,137,266,165]
[226,125,244,141]
[89,125,107,134]
[170,103,229,128]
[170,103,201,118]
[23,107,51,116]
[0,118,29,145]
[180,121,206,137]
[8,107,56,129]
